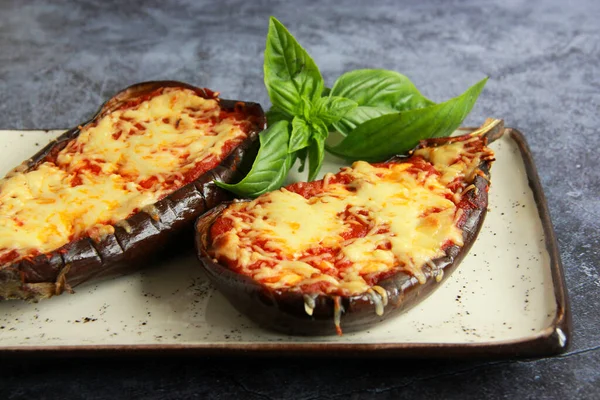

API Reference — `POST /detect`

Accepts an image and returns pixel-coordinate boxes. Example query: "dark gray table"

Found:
[1,0,598,398]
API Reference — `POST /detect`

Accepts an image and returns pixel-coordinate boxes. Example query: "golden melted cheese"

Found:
[211,136,490,296]
[0,87,249,264]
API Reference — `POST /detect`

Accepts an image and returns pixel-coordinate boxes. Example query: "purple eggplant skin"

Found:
[195,121,504,336]
[0,81,265,301]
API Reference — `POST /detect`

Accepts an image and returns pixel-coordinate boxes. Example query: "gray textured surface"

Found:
[0,0,599,398]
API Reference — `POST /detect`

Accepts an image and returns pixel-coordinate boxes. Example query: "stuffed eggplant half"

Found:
[0,81,265,301]
[196,119,504,335]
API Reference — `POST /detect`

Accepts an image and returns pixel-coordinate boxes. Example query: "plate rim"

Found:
[0,127,572,358]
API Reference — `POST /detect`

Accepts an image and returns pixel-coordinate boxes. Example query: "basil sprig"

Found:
[217,17,487,197]
[218,17,356,195]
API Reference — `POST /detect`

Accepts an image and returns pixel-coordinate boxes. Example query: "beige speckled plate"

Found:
[0,128,570,357]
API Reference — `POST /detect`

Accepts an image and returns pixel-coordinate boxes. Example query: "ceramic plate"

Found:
[0,128,570,357]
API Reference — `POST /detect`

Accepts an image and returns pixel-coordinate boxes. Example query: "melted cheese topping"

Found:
[0,87,249,264]
[211,136,491,296]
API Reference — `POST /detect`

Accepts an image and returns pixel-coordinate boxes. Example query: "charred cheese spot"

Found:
[0,87,249,265]
[210,135,493,297]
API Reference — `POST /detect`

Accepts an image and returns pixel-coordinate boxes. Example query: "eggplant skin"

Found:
[0,81,265,301]
[195,120,504,336]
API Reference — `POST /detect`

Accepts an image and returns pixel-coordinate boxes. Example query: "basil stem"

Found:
[307,134,326,181]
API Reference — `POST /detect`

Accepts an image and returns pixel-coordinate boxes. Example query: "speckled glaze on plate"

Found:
[0,128,570,358]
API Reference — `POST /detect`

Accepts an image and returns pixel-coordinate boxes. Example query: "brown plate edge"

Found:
[502,127,572,354]
[0,127,571,359]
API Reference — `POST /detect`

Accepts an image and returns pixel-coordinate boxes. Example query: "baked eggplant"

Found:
[195,119,504,335]
[0,81,265,301]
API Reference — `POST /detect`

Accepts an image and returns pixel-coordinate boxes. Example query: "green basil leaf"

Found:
[328,78,487,162]
[266,106,291,125]
[264,17,324,116]
[312,96,358,125]
[307,126,327,181]
[300,97,313,121]
[330,69,435,111]
[216,120,291,197]
[322,87,331,97]
[332,105,396,136]
[270,151,296,191]
[311,119,329,141]
[289,117,311,153]
[250,150,296,195]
